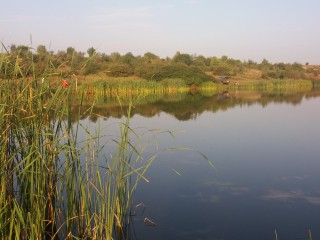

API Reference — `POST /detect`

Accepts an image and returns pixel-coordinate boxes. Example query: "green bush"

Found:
[263,70,287,79]
[172,52,193,65]
[144,63,212,86]
[211,64,233,76]
[134,62,161,79]
[107,63,134,77]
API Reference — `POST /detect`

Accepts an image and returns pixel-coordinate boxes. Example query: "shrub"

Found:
[211,64,233,76]
[134,62,162,79]
[172,52,193,65]
[145,63,212,86]
[107,63,134,77]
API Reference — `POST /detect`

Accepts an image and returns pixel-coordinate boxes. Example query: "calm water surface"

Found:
[80,90,320,240]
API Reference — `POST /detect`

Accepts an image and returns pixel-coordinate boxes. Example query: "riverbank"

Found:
[48,75,315,96]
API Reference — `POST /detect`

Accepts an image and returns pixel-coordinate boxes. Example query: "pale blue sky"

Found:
[1,0,320,63]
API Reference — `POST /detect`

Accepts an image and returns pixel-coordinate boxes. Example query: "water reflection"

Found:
[69,88,320,122]
[73,88,320,240]
[261,189,320,205]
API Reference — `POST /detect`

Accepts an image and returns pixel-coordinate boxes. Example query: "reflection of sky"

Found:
[261,189,320,205]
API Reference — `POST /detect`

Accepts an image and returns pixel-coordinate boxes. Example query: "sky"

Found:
[1,0,320,64]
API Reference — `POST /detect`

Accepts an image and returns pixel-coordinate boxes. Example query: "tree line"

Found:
[0,44,315,86]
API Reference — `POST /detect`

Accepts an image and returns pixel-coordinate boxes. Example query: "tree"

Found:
[143,52,160,63]
[221,55,229,62]
[16,45,31,58]
[66,47,75,58]
[172,52,193,65]
[36,45,48,61]
[10,44,17,53]
[260,59,270,66]
[194,55,209,67]
[210,57,220,66]
[101,53,112,62]
[211,65,232,76]
[110,52,121,62]
[56,50,67,61]
[37,45,47,55]
[107,63,134,77]
[275,63,286,70]
[121,52,135,65]
[87,47,96,57]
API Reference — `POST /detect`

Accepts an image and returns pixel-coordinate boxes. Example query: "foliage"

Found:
[107,63,134,77]
[172,52,193,65]
[160,78,187,88]
[211,64,233,76]
[143,63,212,85]
[134,61,162,79]
[1,41,315,86]
[0,53,216,238]
[121,52,135,65]
[0,62,174,239]
[80,53,106,75]
[143,52,160,63]
[261,62,305,80]
[87,47,96,57]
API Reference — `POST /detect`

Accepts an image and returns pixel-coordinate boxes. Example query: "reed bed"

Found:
[256,79,313,89]
[199,81,218,96]
[0,79,153,239]
[87,91,189,108]
[0,74,214,239]
[0,55,169,239]
[75,78,190,97]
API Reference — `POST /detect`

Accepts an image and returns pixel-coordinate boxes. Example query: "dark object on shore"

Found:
[219,76,230,85]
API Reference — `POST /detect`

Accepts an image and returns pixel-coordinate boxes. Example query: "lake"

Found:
[77,89,320,240]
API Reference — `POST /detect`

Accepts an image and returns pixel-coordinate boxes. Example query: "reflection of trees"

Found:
[68,89,320,123]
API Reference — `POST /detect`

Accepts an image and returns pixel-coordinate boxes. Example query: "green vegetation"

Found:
[0,49,214,239]
[0,42,318,239]
[1,42,318,97]
[0,55,187,239]
[0,77,153,239]
[145,63,212,85]
[77,78,189,96]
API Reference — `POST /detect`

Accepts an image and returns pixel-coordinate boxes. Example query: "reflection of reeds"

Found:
[275,229,279,240]
[308,229,312,240]
[275,229,314,240]
[200,81,218,96]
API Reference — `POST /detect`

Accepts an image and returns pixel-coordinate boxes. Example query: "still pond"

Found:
[77,89,320,240]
